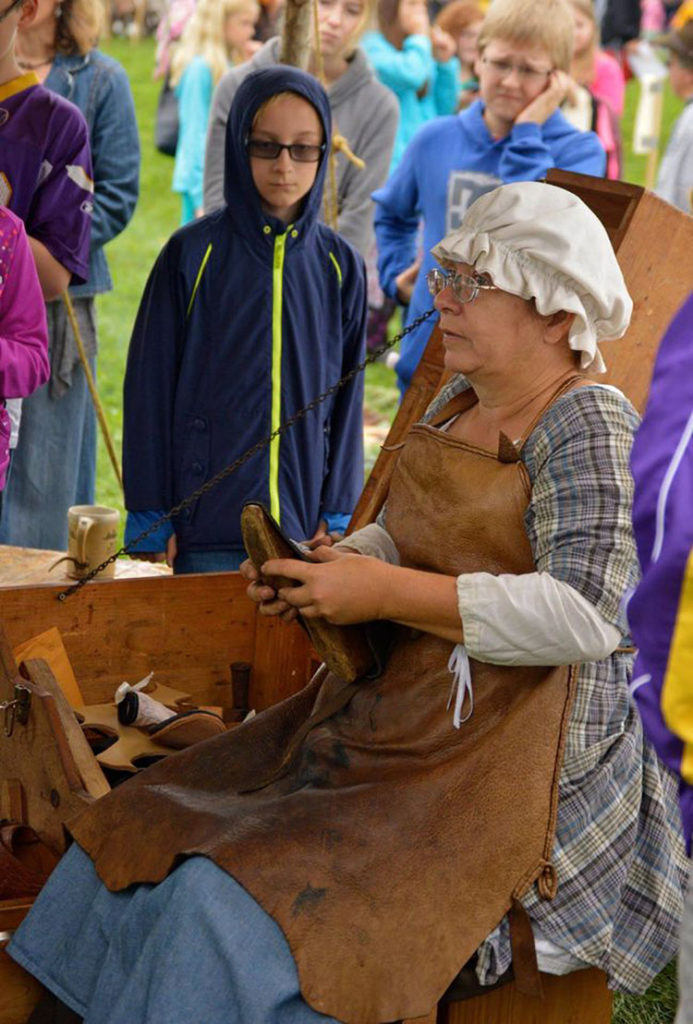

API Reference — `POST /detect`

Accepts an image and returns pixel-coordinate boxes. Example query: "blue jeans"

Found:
[0,299,96,550]
[173,548,246,574]
[9,844,342,1024]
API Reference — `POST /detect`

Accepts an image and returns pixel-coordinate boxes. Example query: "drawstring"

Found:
[447,643,473,728]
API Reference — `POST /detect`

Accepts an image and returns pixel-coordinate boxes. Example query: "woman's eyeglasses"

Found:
[246,139,326,163]
[481,57,553,83]
[426,269,498,303]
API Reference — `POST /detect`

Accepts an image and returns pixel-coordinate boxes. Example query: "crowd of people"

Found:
[1,0,693,1019]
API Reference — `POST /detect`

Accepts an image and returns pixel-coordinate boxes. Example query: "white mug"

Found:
[67,505,120,579]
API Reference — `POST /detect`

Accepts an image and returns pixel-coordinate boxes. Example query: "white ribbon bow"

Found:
[447,643,473,728]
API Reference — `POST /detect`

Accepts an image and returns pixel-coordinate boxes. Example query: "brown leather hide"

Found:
[70,391,574,1024]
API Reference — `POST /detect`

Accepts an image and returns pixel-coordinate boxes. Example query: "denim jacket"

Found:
[45,50,140,297]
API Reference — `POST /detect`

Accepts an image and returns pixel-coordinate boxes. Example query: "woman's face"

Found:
[456,19,482,67]
[225,8,258,52]
[433,262,550,380]
[316,0,366,59]
[570,7,594,57]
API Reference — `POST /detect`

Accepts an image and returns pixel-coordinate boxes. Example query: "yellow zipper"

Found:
[269,230,288,522]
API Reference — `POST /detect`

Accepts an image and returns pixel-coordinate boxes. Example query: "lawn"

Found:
[95,38,684,1023]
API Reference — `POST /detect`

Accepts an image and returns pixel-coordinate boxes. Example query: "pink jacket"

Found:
[0,208,50,488]
[592,50,626,118]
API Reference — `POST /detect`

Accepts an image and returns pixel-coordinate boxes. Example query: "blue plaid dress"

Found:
[422,376,689,993]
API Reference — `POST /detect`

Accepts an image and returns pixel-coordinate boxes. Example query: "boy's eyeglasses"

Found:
[426,268,498,303]
[0,0,23,23]
[246,139,326,163]
[481,57,553,83]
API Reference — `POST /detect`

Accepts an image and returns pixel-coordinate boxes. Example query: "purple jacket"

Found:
[629,293,693,851]
[0,208,49,488]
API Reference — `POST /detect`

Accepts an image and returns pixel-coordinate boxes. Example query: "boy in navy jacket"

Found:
[123,67,367,573]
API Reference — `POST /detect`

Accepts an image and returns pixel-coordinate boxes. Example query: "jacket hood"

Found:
[224,66,332,234]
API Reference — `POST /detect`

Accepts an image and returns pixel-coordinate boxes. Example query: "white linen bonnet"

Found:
[431,181,633,373]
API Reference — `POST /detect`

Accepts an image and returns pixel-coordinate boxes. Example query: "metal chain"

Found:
[57,307,437,601]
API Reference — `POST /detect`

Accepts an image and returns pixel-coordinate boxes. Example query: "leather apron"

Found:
[71,387,576,1024]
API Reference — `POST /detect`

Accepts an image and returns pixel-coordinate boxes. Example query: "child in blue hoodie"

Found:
[123,67,367,573]
[374,0,607,394]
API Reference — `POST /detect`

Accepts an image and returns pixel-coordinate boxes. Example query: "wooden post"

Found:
[279,0,313,69]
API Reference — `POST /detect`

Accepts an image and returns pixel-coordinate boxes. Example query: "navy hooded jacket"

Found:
[123,67,367,554]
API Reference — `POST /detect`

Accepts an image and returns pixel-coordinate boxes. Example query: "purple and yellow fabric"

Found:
[629,292,693,852]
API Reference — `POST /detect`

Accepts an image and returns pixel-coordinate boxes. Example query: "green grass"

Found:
[95,41,685,1020]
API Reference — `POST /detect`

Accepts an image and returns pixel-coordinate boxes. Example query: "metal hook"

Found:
[0,684,31,737]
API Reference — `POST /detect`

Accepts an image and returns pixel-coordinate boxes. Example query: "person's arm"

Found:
[372,138,422,299]
[124,509,175,557]
[29,104,93,289]
[0,222,49,396]
[628,295,693,801]
[26,237,70,301]
[87,61,140,251]
[364,33,434,92]
[499,118,606,182]
[265,547,463,640]
[261,390,638,652]
[656,114,693,214]
[122,236,191,545]
[175,59,214,214]
[334,87,399,257]
[202,69,238,213]
[432,54,461,116]
[318,251,367,523]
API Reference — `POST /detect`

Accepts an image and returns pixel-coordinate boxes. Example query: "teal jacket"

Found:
[361,31,459,169]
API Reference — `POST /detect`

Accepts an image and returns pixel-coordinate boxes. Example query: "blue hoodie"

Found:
[123,67,367,555]
[373,100,606,393]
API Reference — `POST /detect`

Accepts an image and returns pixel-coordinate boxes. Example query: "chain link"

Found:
[57,307,437,601]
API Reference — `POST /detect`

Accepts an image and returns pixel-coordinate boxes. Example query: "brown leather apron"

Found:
[71,387,575,1024]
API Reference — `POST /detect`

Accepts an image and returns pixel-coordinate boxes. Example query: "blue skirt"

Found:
[9,844,341,1023]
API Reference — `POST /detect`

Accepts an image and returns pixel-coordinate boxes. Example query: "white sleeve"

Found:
[457,571,622,665]
[334,523,400,564]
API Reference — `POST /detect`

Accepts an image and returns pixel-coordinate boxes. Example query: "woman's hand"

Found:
[241,546,354,621]
[263,549,392,624]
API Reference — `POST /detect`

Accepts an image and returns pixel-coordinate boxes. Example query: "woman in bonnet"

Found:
[10,182,687,1023]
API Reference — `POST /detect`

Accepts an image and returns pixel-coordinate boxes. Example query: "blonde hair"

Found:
[251,91,325,143]
[54,0,105,56]
[315,0,374,60]
[170,0,260,86]
[478,0,574,72]
[567,0,598,84]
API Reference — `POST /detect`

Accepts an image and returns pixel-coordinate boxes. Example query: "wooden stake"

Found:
[280,0,313,69]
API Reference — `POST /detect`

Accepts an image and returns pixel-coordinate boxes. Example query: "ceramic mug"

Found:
[67,505,120,579]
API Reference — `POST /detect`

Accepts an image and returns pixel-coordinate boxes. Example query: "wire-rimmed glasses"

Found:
[426,268,498,304]
[480,57,554,83]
